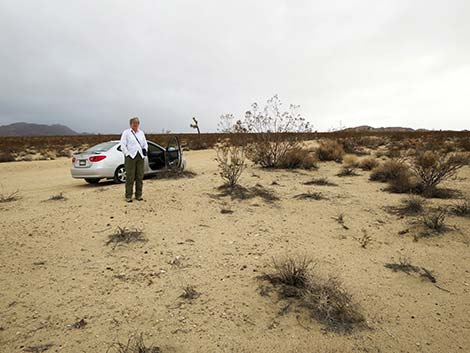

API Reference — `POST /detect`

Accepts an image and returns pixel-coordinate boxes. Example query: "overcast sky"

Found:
[0,0,469,133]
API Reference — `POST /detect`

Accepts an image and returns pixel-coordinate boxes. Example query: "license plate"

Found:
[79,160,86,166]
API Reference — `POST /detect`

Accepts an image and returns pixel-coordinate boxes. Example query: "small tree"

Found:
[410,151,469,195]
[242,95,312,168]
[215,142,246,188]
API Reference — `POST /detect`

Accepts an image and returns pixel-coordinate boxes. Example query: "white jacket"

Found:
[120,128,148,158]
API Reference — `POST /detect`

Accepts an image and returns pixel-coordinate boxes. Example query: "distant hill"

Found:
[0,122,78,136]
[340,125,422,132]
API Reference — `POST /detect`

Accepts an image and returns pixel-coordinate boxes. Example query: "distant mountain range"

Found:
[339,125,427,132]
[0,122,78,136]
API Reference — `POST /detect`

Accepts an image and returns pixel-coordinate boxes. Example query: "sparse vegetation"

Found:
[277,146,318,170]
[180,285,200,299]
[215,142,246,188]
[106,227,146,248]
[106,333,161,353]
[243,95,312,168]
[410,151,469,197]
[336,166,359,177]
[422,208,447,233]
[294,191,326,200]
[316,140,345,162]
[358,157,379,171]
[358,230,372,248]
[303,177,337,186]
[399,195,425,215]
[369,159,410,182]
[0,188,20,203]
[48,192,66,201]
[451,199,470,217]
[261,256,365,332]
[217,183,279,202]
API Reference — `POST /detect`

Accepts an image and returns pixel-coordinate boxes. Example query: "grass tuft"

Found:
[106,227,146,248]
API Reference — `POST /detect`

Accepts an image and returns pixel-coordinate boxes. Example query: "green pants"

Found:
[124,154,144,199]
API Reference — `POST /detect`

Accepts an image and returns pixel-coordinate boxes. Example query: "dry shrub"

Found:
[277,147,318,170]
[261,256,365,332]
[342,154,359,168]
[48,192,66,201]
[316,140,345,162]
[422,208,447,233]
[294,191,326,200]
[358,157,379,171]
[303,177,337,186]
[243,95,312,168]
[217,183,279,203]
[451,199,470,217]
[106,333,161,353]
[106,227,146,248]
[154,169,196,179]
[215,142,246,188]
[369,159,409,182]
[337,166,359,177]
[0,151,15,163]
[180,285,200,299]
[410,151,469,197]
[0,189,20,203]
[400,195,425,215]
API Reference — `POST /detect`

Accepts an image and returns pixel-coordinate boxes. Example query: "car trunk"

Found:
[73,153,93,168]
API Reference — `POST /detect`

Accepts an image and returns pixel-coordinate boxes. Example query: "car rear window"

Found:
[86,141,118,153]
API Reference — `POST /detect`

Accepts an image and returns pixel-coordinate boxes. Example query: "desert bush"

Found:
[0,151,15,163]
[303,177,337,186]
[262,256,365,332]
[451,199,470,217]
[243,95,312,168]
[106,227,146,248]
[410,151,469,196]
[400,195,425,215]
[342,154,359,168]
[358,157,379,171]
[277,146,318,169]
[422,208,447,233]
[180,285,200,299]
[106,333,161,353]
[215,142,246,188]
[316,140,345,162]
[48,192,66,201]
[294,191,326,200]
[0,189,19,203]
[337,166,359,177]
[369,159,409,182]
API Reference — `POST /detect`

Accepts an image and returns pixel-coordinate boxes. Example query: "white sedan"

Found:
[71,136,185,184]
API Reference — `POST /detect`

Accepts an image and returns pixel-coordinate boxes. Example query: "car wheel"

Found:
[85,178,101,184]
[114,165,126,183]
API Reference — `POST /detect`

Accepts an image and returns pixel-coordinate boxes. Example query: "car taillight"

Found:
[72,157,76,163]
[89,155,107,162]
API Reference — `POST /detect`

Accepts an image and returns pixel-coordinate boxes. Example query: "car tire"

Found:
[85,178,101,184]
[114,165,126,183]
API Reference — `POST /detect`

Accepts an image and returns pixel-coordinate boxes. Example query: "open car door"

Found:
[165,136,182,170]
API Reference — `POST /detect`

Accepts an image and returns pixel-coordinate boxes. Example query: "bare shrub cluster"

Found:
[277,146,318,170]
[215,142,246,188]
[106,333,161,353]
[260,256,365,332]
[106,227,146,248]
[242,95,312,168]
[410,151,469,197]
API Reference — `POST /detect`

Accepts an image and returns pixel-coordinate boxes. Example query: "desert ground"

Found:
[0,147,469,353]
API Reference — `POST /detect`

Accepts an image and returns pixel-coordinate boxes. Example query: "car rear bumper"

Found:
[70,165,116,179]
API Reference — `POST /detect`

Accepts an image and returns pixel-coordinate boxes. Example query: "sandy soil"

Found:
[1,149,469,353]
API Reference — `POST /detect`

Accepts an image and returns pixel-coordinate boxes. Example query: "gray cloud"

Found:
[0,0,469,133]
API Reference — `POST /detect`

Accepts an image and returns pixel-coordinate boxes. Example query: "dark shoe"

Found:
[136,196,143,201]
[126,198,133,203]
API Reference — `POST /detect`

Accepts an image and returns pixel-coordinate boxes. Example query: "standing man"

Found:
[120,117,148,202]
